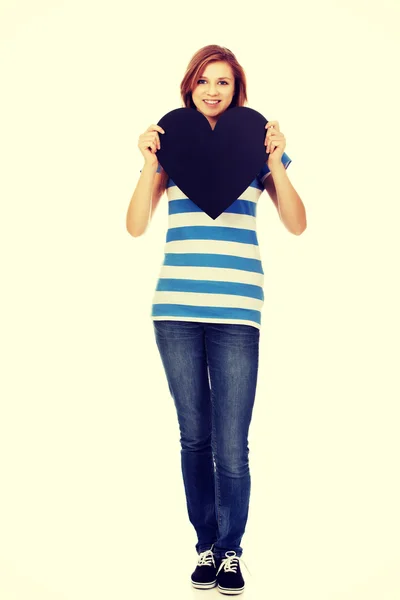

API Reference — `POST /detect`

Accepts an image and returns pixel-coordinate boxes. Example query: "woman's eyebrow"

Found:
[199,76,232,80]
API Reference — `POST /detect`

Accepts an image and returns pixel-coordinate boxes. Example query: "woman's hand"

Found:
[264,121,286,170]
[138,124,165,166]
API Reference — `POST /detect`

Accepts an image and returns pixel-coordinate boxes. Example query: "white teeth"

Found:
[204,100,219,104]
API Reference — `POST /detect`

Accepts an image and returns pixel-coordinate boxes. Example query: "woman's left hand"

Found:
[264,121,286,170]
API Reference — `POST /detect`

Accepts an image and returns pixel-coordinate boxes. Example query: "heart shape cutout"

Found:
[156,106,269,220]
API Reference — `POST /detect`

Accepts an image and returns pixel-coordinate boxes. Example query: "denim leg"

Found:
[204,323,260,559]
[153,320,218,555]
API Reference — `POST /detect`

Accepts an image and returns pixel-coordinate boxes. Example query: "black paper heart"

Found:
[156,106,269,220]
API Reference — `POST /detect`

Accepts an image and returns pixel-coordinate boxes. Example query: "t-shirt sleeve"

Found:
[257,151,292,185]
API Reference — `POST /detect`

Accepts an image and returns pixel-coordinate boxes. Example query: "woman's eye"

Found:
[198,79,227,84]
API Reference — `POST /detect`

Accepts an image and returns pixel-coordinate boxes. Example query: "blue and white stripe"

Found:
[145,152,291,329]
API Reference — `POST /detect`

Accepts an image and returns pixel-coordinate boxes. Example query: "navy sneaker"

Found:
[216,551,247,595]
[191,545,222,590]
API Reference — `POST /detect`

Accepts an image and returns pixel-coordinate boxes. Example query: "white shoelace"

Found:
[198,549,252,577]
[197,549,215,566]
[217,551,252,577]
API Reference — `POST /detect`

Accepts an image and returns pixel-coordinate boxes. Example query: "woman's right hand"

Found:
[138,124,165,166]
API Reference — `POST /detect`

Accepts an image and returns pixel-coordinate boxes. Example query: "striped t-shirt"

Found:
[141,152,291,330]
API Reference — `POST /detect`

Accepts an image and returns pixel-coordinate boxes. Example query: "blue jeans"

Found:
[153,320,260,559]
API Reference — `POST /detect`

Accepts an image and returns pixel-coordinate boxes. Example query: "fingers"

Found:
[144,135,158,152]
[148,124,165,133]
[139,135,157,154]
[140,130,163,153]
[264,128,283,153]
[138,124,165,160]
[265,120,280,152]
[152,134,160,151]
[265,120,280,132]
[147,125,165,151]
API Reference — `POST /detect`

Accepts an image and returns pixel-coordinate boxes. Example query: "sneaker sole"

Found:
[217,583,245,595]
[191,578,217,589]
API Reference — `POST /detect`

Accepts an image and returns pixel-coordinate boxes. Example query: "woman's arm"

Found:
[126,162,161,237]
[264,164,307,235]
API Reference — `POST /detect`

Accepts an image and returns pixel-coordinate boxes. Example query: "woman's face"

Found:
[191,61,235,129]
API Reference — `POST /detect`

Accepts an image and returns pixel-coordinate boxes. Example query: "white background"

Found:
[1,1,399,598]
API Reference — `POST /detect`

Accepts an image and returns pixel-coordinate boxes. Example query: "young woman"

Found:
[126,45,306,595]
